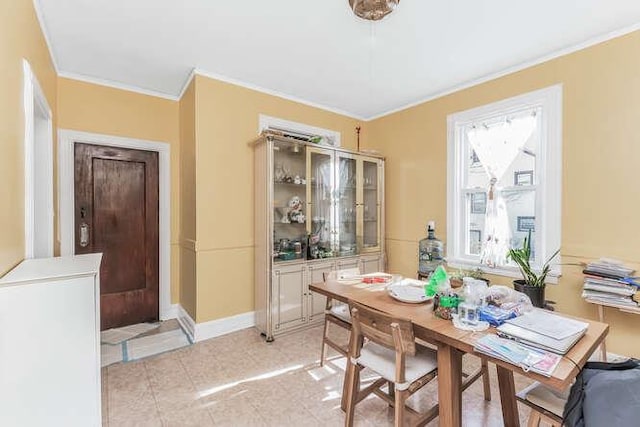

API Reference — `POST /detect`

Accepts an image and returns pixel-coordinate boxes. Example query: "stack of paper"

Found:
[583,258,635,279]
[496,309,588,355]
[474,335,562,377]
[582,258,638,307]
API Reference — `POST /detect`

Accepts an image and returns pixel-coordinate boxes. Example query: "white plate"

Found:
[388,283,432,304]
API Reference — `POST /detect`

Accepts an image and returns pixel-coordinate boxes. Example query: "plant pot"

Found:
[450,278,463,288]
[513,279,546,308]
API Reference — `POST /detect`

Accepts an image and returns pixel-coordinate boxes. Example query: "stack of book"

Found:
[582,259,638,308]
[496,309,589,354]
[474,309,589,376]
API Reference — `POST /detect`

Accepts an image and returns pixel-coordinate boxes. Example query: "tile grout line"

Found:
[102,368,109,427]
[176,350,218,424]
[141,360,165,425]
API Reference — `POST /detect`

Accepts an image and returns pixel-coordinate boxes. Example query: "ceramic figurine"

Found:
[287,196,305,224]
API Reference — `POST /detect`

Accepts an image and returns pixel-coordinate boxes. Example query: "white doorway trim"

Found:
[23,59,54,259]
[58,129,173,320]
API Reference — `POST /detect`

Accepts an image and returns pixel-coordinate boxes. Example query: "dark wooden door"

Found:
[75,143,159,330]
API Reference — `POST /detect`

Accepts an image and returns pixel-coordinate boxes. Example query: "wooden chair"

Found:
[319,268,360,367]
[344,302,440,427]
[516,382,567,427]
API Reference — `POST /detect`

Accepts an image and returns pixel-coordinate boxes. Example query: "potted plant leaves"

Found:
[449,267,489,288]
[507,230,559,308]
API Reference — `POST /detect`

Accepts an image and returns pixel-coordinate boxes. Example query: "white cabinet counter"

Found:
[0,254,102,427]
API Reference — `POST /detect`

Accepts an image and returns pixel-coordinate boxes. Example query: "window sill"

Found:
[446,258,560,285]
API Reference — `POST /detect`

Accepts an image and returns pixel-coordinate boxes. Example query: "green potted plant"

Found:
[507,230,559,308]
[449,267,489,288]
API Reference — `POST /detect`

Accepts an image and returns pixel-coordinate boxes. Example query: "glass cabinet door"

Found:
[306,147,335,259]
[360,157,382,252]
[272,139,307,263]
[335,153,358,257]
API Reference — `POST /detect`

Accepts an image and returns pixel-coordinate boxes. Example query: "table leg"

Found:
[496,365,520,427]
[597,305,607,361]
[437,343,462,427]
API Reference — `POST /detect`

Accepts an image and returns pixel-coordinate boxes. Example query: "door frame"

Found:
[58,129,172,320]
[23,59,54,258]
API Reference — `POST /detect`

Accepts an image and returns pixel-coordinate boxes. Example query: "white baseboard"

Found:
[194,311,256,342]
[160,304,179,321]
[172,305,255,343]
[176,305,196,342]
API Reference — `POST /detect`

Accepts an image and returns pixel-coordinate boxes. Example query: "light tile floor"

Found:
[102,324,537,426]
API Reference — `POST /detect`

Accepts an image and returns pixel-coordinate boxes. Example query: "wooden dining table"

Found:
[310,279,609,427]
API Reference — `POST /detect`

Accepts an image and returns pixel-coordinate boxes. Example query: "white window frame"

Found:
[446,85,562,283]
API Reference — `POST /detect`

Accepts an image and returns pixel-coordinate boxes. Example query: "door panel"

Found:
[307,262,332,321]
[75,143,159,330]
[335,153,358,257]
[273,265,306,331]
[361,158,381,252]
[360,255,381,274]
[336,257,359,271]
[307,148,335,259]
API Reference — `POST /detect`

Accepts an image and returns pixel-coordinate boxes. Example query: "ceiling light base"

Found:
[349,0,399,21]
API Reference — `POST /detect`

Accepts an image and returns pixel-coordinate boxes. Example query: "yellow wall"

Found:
[367,31,640,358]
[193,75,364,322]
[0,0,57,274]
[56,78,181,302]
[179,79,197,318]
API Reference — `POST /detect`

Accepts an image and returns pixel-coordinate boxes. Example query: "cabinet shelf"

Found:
[274,181,306,187]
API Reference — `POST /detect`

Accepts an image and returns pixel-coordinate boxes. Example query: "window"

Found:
[446,85,562,281]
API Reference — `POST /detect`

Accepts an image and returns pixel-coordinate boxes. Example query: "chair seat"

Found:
[355,341,437,390]
[517,382,568,417]
[328,303,351,323]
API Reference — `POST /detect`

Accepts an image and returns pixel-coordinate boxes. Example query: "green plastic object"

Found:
[425,265,448,296]
[439,295,460,308]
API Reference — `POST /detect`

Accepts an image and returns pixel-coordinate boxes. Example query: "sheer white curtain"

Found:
[466,115,536,266]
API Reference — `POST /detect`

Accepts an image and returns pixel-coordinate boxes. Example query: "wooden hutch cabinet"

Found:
[253,132,385,341]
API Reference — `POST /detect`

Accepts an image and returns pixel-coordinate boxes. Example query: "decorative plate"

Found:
[387,283,432,304]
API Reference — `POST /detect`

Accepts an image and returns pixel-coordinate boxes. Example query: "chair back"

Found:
[349,302,416,357]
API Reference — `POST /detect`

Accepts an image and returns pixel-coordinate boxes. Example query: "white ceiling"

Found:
[36,0,640,119]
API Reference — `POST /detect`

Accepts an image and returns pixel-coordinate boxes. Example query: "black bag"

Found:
[563,358,640,427]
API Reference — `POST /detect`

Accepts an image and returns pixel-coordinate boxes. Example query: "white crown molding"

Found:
[176,68,196,100]
[366,22,640,121]
[36,0,640,122]
[57,71,180,101]
[192,68,366,120]
[32,0,59,73]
